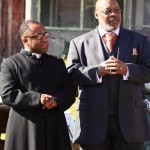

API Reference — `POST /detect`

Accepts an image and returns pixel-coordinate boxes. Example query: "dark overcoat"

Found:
[0,49,75,150]
[67,27,150,145]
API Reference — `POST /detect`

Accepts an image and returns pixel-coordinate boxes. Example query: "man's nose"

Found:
[42,36,49,41]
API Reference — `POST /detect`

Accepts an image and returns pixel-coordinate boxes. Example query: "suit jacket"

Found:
[0,49,75,150]
[67,27,150,145]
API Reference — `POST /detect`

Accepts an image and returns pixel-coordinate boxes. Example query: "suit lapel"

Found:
[118,28,133,60]
[87,28,105,63]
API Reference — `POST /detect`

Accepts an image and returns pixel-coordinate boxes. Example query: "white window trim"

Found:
[135,0,150,29]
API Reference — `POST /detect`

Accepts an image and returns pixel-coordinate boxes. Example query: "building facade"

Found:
[25,0,150,57]
[0,0,150,58]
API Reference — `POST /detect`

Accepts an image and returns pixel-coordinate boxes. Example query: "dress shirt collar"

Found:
[98,26,120,37]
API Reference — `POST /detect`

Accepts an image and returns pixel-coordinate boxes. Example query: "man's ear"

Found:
[94,11,99,19]
[22,37,29,45]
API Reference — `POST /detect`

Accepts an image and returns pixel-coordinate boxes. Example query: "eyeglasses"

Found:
[100,8,121,15]
[24,32,50,40]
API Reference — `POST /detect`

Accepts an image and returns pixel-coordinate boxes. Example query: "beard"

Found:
[99,17,121,32]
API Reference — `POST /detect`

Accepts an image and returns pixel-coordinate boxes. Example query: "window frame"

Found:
[37,0,127,31]
[38,0,95,31]
[135,0,150,29]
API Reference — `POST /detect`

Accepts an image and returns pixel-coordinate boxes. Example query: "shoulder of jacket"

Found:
[3,53,20,63]
[45,54,64,63]
[121,28,147,38]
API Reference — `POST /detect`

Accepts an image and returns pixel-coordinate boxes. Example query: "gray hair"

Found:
[19,20,42,37]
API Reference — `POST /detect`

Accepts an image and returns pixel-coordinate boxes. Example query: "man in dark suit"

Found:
[66,0,150,149]
[0,20,75,150]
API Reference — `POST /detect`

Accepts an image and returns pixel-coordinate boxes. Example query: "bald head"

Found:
[95,0,119,11]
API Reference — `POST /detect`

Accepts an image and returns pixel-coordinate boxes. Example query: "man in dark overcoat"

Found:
[0,20,75,150]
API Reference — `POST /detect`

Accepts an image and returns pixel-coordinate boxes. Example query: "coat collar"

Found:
[86,27,106,62]
[20,49,47,60]
[20,48,32,57]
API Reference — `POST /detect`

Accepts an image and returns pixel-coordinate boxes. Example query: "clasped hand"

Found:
[97,56,127,76]
[40,94,57,109]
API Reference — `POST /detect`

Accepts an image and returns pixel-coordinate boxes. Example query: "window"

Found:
[40,0,97,30]
[143,0,150,26]
[83,0,97,28]
[134,0,150,29]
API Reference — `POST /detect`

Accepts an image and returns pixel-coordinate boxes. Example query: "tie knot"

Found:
[105,32,117,41]
[103,32,117,51]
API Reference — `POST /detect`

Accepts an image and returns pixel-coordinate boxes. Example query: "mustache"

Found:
[109,17,118,21]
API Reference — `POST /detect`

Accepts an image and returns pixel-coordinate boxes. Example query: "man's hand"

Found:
[97,56,127,76]
[40,94,57,109]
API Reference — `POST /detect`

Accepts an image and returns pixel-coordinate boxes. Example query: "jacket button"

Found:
[104,104,107,107]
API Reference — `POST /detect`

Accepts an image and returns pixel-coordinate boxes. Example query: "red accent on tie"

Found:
[103,33,117,52]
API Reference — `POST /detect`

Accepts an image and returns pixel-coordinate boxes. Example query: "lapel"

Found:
[118,28,133,61]
[20,49,39,62]
[87,27,105,63]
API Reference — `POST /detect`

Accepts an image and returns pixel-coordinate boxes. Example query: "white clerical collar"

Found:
[32,53,41,59]
[98,26,120,37]
[24,49,41,59]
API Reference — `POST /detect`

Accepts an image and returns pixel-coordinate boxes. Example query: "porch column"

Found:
[25,0,39,21]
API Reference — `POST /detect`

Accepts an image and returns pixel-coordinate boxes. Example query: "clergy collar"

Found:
[98,26,120,37]
[32,53,41,59]
[24,49,42,59]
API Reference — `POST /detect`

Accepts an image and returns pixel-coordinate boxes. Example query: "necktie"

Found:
[103,32,117,52]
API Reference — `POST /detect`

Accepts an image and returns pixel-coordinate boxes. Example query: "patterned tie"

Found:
[103,32,117,52]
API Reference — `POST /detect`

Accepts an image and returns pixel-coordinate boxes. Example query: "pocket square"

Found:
[132,48,138,55]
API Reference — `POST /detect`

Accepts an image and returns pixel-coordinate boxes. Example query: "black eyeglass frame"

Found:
[99,8,121,15]
[24,32,50,40]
